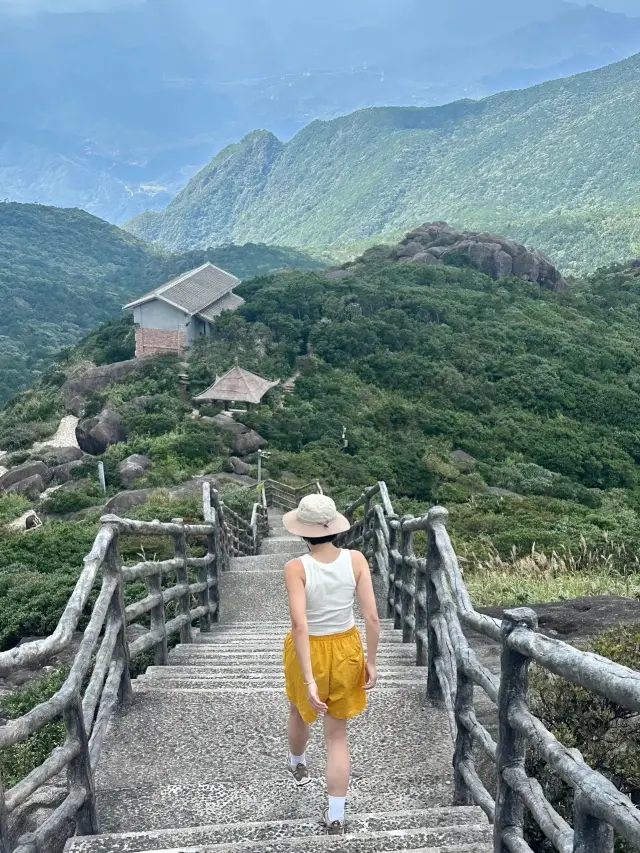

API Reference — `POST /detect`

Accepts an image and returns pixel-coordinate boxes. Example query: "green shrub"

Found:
[40,482,105,515]
[0,666,68,788]
[528,626,640,853]
[0,494,31,524]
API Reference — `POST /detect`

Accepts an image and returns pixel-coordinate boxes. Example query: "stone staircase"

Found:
[64,508,492,853]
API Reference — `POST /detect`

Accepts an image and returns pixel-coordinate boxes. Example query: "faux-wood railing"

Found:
[340,482,640,853]
[261,478,323,511]
[0,483,264,853]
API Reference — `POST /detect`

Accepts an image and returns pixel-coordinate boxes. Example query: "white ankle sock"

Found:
[328,795,346,822]
[290,752,306,768]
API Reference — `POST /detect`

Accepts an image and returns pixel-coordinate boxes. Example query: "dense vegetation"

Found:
[0,202,323,404]
[4,246,640,652]
[129,52,640,274]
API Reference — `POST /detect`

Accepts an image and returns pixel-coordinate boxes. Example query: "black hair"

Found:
[304,533,339,546]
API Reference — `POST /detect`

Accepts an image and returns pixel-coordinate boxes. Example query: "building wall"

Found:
[135,328,186,358]
[134,300,190,332]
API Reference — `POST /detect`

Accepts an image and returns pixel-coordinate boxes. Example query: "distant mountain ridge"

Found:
[1,1,640,221]
[127,53,640,274]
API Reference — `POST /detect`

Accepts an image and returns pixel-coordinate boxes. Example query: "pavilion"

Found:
[193,365,280,409]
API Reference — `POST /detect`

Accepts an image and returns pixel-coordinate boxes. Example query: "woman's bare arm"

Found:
[284,558,327,714]
[352,550,380,688]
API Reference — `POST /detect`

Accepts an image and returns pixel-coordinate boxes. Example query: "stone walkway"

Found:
[65,509,492,853]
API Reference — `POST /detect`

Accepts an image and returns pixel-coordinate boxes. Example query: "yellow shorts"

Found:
[284,626,367,724]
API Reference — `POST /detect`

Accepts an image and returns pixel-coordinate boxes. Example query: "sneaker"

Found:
[323,808,345,836]
[288,762,310,787]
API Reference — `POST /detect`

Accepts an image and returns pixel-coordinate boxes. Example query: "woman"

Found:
[282,494,381,836]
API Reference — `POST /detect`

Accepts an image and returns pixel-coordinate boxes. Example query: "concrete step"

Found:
[193,629,405,645]
[230,555,291,571]
[65,808,490,852]
[219,570,288,622]
[145,665,425,679]
[259,536,304,556]
[93,774,458,834]
[94,687,453,792]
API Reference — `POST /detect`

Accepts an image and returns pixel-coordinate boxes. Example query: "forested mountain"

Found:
[129,53,640,274]
[1,0,639,221]
[0,203,322,404]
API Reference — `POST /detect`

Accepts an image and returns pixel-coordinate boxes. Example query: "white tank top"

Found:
[301,549,356,636]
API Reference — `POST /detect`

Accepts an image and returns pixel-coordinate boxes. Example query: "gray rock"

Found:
[33,446,84,467]
[452,449,477,465]
[8,784,70,853]
[76,409,127,456]
[395,240,424,259]
[51,460,86,484]
[7,474,47,499]
[486,486,522,498]
[104,488,156,515]
[396,222,567,291]
[230,457,251,476]
[54,477,95,495]
[407,252,440,265]
[118,454,152,488]
[61,359,148,416]
[0,461,51,491]
[231,429,267,456]
[211,414,249,436]
[168,477,221,502]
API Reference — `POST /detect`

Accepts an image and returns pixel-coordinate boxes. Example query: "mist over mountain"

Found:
[1,0,639,222]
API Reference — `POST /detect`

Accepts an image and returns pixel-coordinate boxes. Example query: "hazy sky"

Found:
[0,0,637,12]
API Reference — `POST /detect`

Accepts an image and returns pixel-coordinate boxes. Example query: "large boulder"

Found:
[230,456,251,476]
[0,461,51,492]
[34,446,84,467]
[51,460,86,485]
[209,413,249,436]
[168,477,221,502]
[61,359,148,416]
[76,410,126,456]
[118,454,152,489]
[6,475,47,500]
[231,429,267,457]
[395,222,567,291]
[104,488,156,515]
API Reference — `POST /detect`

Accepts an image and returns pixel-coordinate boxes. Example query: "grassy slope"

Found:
[128,54,640,273]
[0,202,323,405]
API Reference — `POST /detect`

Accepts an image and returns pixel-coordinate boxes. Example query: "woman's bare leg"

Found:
[323,714,350,796]
[288,702,310,757]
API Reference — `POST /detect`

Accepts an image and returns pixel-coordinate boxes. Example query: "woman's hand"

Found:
[306,679,328,715]
[364,661,378,691]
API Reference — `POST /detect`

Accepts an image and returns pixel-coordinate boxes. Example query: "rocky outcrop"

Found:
[33,446,84,467]
[62,359,148,416]
[0,461,51,492]
[394,221,567,292]
[104,489,156,515]
[51,460,86,485]
[168,477,221,502]
[208,413,267,457]
[230,457,251,476]
[76,410,126,456]
[118,454,152,489]
[7,475,47,500]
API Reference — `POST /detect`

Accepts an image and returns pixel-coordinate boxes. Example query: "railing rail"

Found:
[340,481,637,853]
[261,478,323,511]
[0,483,261,853]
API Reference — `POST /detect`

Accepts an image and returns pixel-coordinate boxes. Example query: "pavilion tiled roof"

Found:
[193,365,280,405]
[124,263,241,316]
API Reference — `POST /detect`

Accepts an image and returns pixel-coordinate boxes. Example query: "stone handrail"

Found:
[261,478,323,511]
[341,482,639,853]
[0,485,259,853]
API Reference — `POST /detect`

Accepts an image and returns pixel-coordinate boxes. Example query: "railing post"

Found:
[573,791,614,853]
[148,567,169,666]
[393,516,408,630]
[207,529,220,624]
[453,668,474,806]
[400,522,415,644]
[198,554,212,634]
[0,773,11,853]
[64,695,99,836]
[104,528,132,703]
[387,516,399,620]
[426,521,443,703]
[172,518,192,644]
[494,607,538,853]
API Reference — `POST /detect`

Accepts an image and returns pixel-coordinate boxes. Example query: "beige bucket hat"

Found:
[283,494,351,538]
